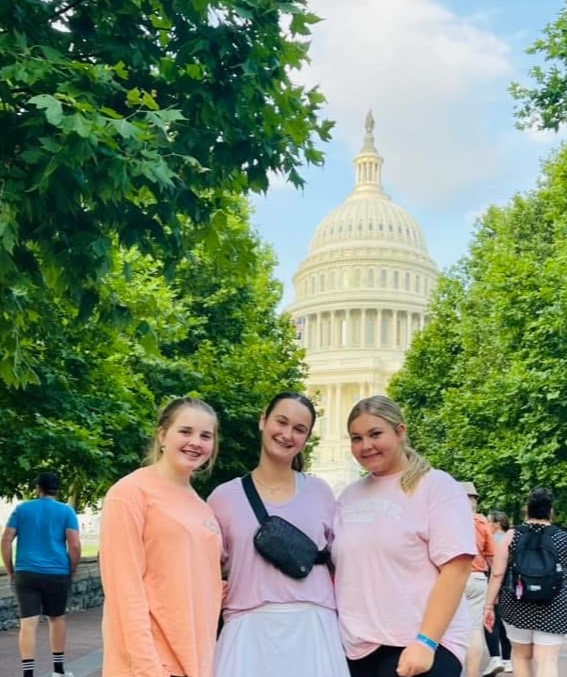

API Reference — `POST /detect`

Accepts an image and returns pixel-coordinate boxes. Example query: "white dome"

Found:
[309,193,427,253]
[309,111,428,255]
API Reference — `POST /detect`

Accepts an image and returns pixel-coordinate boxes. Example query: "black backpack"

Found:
[507,524,563,604]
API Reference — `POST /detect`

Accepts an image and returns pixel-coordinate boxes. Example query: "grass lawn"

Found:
[81,543,99,558]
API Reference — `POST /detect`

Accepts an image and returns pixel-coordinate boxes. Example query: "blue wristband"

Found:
[416,633,438,651]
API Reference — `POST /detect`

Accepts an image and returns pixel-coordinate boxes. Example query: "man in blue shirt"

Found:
[1,472,81,677]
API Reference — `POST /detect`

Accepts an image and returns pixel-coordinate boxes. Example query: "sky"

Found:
[250,0,567,307]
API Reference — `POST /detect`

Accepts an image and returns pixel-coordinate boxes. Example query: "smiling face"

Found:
[158,405,216,479]
[349,412,408,476]
[259,398,313,466]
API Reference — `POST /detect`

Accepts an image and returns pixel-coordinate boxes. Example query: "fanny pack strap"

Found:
[241,474,330,566]
[241,473,269,524]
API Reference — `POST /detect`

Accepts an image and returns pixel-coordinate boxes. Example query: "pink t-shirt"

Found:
[207,474,337,620]
[332,469,476,664]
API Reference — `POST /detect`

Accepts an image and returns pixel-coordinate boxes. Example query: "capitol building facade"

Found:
[288,113,438,494]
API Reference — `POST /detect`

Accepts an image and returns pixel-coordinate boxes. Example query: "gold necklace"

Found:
[252,471,293,493]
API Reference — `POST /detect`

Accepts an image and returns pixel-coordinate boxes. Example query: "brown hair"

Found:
[145,397,219,475]
[263,392,316,472]
[488,510,510,532]
[347,395,430,494]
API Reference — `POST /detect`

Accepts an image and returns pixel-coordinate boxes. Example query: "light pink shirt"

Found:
[332,469,476,664]
[208,474,337,620]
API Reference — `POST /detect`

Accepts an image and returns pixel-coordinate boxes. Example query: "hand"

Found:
[396,641,435,676]
[484,607,495,632]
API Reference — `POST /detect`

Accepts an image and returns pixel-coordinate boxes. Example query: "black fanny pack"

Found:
[241,473,330,579]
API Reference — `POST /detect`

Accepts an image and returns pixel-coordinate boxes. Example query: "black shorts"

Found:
[14,571,71,619]
[347,644,461,677]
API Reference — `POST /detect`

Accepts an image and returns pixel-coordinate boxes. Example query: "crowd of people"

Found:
[2,393,566,677]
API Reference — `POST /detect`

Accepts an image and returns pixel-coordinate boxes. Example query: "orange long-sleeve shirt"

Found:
[99,466,222,677]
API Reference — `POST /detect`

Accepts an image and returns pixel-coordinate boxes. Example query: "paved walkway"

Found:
[0,606,102,677]
[0,605,566,677]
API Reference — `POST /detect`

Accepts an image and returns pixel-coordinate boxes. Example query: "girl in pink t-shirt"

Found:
[208,392,349,677]
[333,395,476,677]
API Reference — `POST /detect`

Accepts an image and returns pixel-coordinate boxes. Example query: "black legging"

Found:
[347,644,461,677]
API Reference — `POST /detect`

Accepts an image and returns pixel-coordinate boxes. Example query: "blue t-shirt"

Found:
[7,497,80,575]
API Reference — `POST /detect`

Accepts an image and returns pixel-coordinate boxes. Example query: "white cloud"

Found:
[522,123,567,144]
[294,0,515,203]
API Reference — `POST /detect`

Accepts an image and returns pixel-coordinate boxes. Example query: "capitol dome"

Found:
[291,112,437,315]
[309,113,428,254]
[309,194,428,253]
[288,112,438,494]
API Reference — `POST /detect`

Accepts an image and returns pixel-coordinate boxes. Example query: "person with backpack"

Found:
[484,487,567,677]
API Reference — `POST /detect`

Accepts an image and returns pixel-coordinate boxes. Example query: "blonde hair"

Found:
[347,395,430,494]
[145,397,219,475]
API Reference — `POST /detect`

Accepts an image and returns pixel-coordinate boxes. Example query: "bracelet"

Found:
[416,633,439,651]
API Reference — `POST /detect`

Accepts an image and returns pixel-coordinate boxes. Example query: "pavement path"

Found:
[0,605,566,676]
[0,606,102,677]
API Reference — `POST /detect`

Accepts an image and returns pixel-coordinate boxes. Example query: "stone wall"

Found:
[0,557,103,631]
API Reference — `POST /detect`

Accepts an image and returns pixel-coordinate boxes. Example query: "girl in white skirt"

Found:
[208,392,349,677]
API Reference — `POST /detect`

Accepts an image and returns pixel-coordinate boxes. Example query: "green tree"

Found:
[390,150,567,522]
[0,202,309,506]
[0,0,332,386]
[388,273,466,472]
[511,2,567,130]
[135,205,309,496]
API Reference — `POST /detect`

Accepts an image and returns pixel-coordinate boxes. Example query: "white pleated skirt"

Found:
[214,602,350,677]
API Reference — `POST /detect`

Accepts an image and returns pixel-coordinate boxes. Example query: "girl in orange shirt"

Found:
[99,397,223,677]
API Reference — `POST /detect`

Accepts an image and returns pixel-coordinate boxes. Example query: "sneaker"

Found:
[483,657,505,676]
[52,673,74,677]
[503,659,513,673]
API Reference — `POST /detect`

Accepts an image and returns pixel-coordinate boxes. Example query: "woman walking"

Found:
[483,510,512,674]
[484,487,567,677]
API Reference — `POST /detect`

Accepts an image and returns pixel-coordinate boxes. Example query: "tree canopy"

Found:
[511,2,567,131]
[391,4,567,522]
[389,147,567,522]
[0,199,309,507]
[0,0,332,386]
